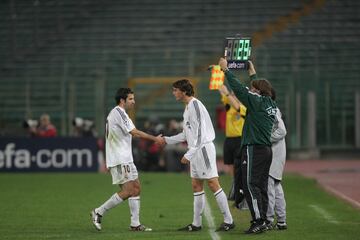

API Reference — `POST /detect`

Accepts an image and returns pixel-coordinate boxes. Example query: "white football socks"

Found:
[95,193,123,216]
[128,196,141,227]
[192,191,205,227]
[214,188,233,224]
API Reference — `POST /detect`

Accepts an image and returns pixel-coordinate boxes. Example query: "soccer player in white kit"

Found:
[162,79,235,232]
[90,88,162,232]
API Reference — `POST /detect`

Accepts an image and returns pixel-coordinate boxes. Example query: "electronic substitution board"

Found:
[224,37,251,70]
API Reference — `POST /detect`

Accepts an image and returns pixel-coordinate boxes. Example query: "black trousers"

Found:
[240,145,272,221]
[234,148,245,204]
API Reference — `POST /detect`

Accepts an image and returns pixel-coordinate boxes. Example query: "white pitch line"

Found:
[309,204,339,224]
[204,196,221,240]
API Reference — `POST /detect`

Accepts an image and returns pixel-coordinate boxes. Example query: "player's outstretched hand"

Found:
[218,58,228,72]
[155,134,166,146]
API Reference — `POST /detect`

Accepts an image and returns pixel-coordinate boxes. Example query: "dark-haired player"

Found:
[91,88,162,232]
[160,79,235,232]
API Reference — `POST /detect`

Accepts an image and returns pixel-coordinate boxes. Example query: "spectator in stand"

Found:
[30,114,57,137]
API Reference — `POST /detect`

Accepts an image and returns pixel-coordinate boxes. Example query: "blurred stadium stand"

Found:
[0,0,359,157]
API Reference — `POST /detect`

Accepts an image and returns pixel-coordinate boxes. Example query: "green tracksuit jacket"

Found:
[224,70,277,147]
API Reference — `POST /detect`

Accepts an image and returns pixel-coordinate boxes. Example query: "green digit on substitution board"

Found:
[243,39,250,60]
[237,39,244,60]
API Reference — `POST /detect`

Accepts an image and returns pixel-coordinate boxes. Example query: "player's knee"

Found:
[119,189,132,199]
[191,183,202,192]
[208,184,218,192]
[131,184,141,196]
[132,187,140,196]
[207,180,221,192]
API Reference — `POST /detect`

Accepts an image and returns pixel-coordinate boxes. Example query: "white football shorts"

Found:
[109,162,138,185]
[190,142,218,179]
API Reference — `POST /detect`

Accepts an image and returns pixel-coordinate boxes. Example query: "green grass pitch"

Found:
[0,172,359,240]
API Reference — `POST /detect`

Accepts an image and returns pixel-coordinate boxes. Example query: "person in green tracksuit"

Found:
[218,58,277,234]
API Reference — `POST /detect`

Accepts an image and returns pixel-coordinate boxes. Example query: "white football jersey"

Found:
[105,106,135,167]
[165,97,215,161]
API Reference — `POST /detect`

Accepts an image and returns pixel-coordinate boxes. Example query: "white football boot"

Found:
[90,210,102,231]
